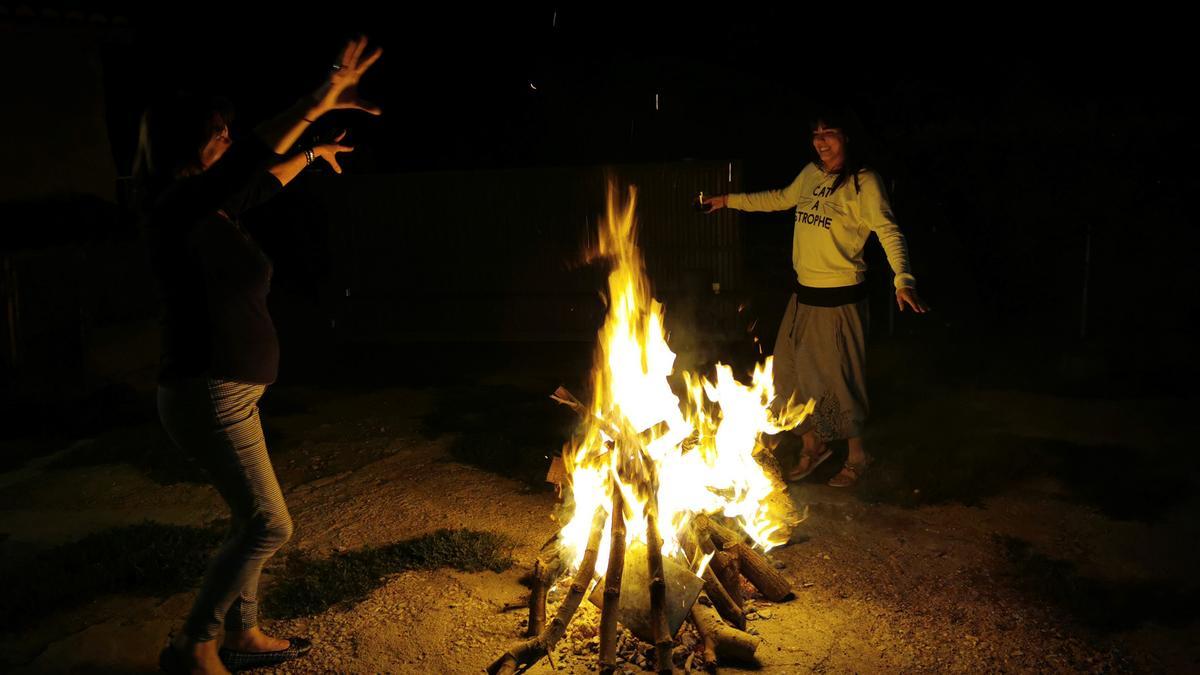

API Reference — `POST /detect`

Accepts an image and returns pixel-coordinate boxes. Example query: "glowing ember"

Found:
[558,181,813,577]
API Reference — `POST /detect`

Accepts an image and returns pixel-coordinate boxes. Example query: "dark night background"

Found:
[2,5,1197,430]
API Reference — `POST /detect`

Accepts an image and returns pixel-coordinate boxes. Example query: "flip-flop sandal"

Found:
[785,446,832,482]
[827,457,871,488]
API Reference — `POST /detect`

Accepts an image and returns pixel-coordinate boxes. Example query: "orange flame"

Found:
[559,181,813,575]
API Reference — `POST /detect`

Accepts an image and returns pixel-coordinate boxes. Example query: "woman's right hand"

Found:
[313,131,355,174]
[312,36,383,117]
[701,195,727,213]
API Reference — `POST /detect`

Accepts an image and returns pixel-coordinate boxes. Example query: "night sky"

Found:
[100,7,1194,172]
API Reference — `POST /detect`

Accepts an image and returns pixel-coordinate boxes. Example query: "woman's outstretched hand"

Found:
[700,195,727,213]
[313,36,383,117]
[896,287,930,313]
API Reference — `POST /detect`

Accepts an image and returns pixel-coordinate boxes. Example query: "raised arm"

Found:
[255,36,382,154]
[267,131,356,188]
[158,37,382,219]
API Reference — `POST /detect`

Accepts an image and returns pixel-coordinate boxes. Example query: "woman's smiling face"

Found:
[812,124,846,172]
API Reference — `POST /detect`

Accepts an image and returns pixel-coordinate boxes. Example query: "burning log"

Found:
[694,514,744,550]
[488,506,607,675]
[526,552,562,637]
[645,497,675,674]
[544,444,569,499]
[696,515,794,602]
[588,541,703,645]
[689,593,761,663]
[692,610,719,674]
[710,550,743,607]
[551,386,692,449]
[550,385,591,417]
[598,490,626,674]
[728,543,793,603]
[680,528,744,630]
[551,386,623,442]
[525,533,566,636]
[701,566,745,630]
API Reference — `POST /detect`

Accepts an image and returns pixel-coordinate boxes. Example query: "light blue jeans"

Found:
[158,378,292,641]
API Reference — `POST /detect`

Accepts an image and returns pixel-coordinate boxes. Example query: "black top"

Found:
[146,139,283,384]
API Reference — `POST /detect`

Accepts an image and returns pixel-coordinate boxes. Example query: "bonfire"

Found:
[489,182,813,674]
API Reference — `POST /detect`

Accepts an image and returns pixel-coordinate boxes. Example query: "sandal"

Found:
[785,442,832,482]
[827,456,872,488]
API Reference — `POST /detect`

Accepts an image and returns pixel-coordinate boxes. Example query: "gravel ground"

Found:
[2,374,1197,673]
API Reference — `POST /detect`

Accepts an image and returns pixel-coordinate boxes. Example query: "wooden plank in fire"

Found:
[551,386,701,451]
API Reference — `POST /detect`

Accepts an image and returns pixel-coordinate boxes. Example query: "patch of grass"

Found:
[265,529,515,619]
[0,521,224,632]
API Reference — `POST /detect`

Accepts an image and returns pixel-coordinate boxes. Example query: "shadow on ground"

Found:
[1,382,156,473]
[47,424,208,485]
[421,384,579,488]
[997,535,1200,632]
[0,521,224,632]
[841,341,1196,521]
[264,529,515,620]
[857,429,1192,523]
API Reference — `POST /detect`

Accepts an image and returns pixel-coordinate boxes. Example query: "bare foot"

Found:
[222,626,290,652]
[167,635,230,675]
[801,430,826,455]
[847,435,868,466]
[785,432,831,481]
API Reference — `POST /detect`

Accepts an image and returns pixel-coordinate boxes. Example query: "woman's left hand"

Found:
[313,131,355,173]
[896,287,930,313]
[313,36,383,117]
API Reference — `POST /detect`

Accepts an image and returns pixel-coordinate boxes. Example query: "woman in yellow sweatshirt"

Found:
[703,105,928,487]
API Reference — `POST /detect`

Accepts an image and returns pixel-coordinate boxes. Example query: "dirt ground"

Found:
[1,339,1198,673]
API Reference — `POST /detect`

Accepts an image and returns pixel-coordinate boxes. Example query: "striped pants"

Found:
[158,378,292,641]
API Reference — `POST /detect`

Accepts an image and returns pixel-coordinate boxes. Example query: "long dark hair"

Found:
[808,103,871,195]
[131,93,234,212]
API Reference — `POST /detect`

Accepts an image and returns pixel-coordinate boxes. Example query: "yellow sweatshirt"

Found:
[727,164,916,290]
